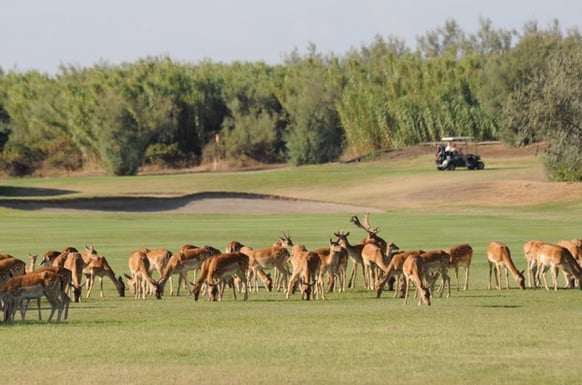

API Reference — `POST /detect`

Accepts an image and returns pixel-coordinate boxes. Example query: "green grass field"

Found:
[1,149,582,385]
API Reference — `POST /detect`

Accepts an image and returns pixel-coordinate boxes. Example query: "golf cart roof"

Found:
[441,136,475,142]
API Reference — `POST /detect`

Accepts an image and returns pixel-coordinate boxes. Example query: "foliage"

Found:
[0,142,36,176]
[279,47,344,166]
[0,19,581,178]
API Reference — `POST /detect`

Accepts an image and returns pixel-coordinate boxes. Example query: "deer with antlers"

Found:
[347,213,398,290]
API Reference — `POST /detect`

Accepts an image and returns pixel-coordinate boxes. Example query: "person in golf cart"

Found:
[435,141,461,162]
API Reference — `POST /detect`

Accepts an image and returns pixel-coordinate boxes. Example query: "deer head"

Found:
[279,232,293,247]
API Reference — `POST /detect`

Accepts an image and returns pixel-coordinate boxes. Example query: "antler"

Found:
[350,213,380,235]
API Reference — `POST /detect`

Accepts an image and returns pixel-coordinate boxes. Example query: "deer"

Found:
[226,240,273,292]
[156,245,221,296]
[83,254,125,299]
[556,240,582,287]
[26,254,37,273]
[487,241,526,290]
[402,253,431,306]
[125,251,161,300]
[334,231,368,289]
[245,233,293,293]
[286,244,321,300]
[418,250,452,298]
[27,266,72,321]
[448,243,472,290]
[536,243,582,291]
[0,256,26,279]
[350,213,399,290]
[50,251,85,302]
[190,252,249,301]
[1,270,66,322]
[375,249,425,298]
[312,239,346,295]
[349,213,392,289]
[132,247,172,279]
[523,240,545,288]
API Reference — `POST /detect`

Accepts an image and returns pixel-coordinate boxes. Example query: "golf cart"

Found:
[435,136,485,171]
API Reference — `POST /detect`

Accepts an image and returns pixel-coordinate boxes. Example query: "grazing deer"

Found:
[402,254,431,306]
[157,245,221,296]
[448,243,472,290]
[536,243,582,291]
[375,250,425,298]
[419,250,452,298]
[226,240,273,292]
[83,254,125,298]
[487,241,525,290]
[51,251,85,302]
[286,245,321,300]
[191,252,250,301]
[523,240,544,288]
[556,240,582,287]
[126,251,161,299]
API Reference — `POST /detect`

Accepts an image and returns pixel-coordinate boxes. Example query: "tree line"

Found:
[1,18,581,181]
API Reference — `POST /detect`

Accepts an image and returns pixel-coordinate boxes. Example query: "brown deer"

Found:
[245,233,293,293]
[312,239,346,295]
[126,251,161,299]
[83,254,125,298]
[157,245,221,295]
[402,254,431,306]
[487,241,525,290]
[334,231,367,289]
[375,249,425,298]
[226,240,273,292]
[286,244,321,300]
[1,270,66,322]
[448,243,473,291]
[51,251,85,302]
[536,243,582,291]
[191,252,250,301]
[349,213,395,289]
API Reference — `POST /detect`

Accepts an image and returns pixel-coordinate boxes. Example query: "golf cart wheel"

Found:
[446,163,456,171]
[476,161,485,170]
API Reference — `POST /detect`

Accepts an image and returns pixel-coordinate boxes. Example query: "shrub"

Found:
[144,143,186,168]
[0,143,36,176]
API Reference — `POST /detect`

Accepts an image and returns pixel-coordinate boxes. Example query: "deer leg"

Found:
[347,262,357,288]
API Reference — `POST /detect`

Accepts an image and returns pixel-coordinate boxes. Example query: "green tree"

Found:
[505,36,582,181]
[279,47,344,166]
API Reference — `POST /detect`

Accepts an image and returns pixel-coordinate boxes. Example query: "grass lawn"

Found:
[1,146,582,385]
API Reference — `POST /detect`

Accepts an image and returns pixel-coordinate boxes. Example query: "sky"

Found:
[1,0,581,74]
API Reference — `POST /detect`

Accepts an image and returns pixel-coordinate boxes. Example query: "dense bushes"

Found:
[0,19,581,181]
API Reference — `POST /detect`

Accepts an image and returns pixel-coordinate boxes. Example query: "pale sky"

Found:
[2,0,580,74]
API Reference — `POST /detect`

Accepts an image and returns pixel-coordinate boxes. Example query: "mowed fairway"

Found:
[1,144,582,385]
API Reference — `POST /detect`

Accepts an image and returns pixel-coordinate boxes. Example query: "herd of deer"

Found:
[1,213,581,323]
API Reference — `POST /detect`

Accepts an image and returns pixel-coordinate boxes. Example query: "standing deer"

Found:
[448,243,472,290]
[350,213,396,290]
[245,233,293,293]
